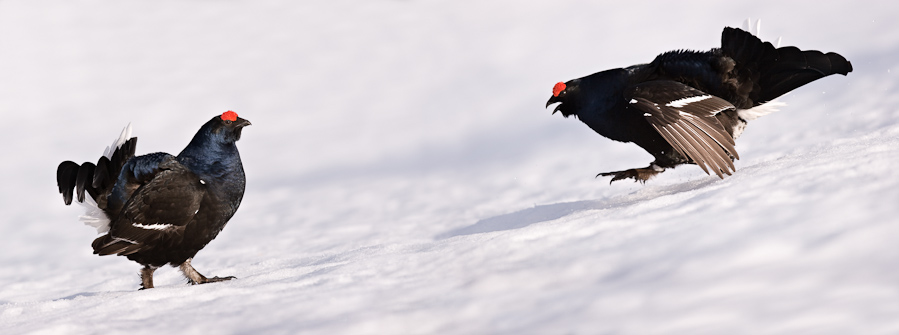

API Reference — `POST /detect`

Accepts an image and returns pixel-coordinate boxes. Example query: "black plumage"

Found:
[546,26,852,183]
[57,111,251,289]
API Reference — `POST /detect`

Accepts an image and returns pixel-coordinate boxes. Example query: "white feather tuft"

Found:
[743,18,762,37]
[78,196,110,234]
[132,223,174,231]
[743,18,783,48]
[738,99,787,121]
[113,237,138,245]
[102,123,133,159]
[666,95,712,108]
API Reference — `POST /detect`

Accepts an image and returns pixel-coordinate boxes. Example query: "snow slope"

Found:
[1,0,898,334]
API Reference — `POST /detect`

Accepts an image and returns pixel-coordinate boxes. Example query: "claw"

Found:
[205,276,236,283]
[596,165,665,184]
[179,258,235,285]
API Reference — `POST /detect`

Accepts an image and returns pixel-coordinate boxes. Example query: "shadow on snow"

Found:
[435,200,603,239]
[436,175,724,239]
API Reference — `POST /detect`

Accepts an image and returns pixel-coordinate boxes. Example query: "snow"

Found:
[1,0,898,334]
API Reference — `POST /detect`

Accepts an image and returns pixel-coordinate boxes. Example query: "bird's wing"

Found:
[93,158,205,256]
[624,80,739,178]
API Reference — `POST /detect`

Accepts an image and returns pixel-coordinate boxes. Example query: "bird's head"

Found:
[179,111,252,161]
[546,79,581,118]
[546,69,629,119]
[208,111,252,143]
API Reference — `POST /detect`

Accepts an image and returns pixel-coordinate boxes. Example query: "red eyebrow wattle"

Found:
[221,111,238,121]
[553,82,566,97]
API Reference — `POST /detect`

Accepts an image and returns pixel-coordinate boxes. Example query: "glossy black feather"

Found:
[93,155,205,256]
[75,163,95,203]
[57,161,80,205]
[92,156,110,190]
[57,114,250,288]
[547,26,852,181]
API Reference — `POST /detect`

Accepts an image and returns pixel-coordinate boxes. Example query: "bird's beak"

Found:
[546,96,562,114]
[235,118,252,128]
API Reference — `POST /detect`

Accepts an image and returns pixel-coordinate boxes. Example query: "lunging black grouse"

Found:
[546,25,852,183]
[57,111,251,289]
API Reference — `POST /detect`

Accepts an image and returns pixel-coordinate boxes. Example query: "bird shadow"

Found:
[435,199,603,239]
[436,175,723,240]
[57,291,105,300]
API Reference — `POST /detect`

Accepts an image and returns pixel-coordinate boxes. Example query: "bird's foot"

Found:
[185,273,236,285]
[139,266,157,290]
[202,276,236,283]
[597,165,665,184]
[179,258,236,285]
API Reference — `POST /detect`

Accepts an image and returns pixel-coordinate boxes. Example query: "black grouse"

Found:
[57,111,251,289]
[546,26,852,183]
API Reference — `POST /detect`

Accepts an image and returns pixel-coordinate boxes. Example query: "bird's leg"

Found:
[597,163,666,184]
[179,258,236,285]
[139,265,157,290]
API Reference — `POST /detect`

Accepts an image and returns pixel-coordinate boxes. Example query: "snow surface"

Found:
[1,0,898,334]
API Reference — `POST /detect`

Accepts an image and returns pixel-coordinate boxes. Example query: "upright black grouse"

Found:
[546,26,852,183]
[57,111,251,289]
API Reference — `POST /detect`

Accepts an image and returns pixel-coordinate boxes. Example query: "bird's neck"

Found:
[177,138,243,180]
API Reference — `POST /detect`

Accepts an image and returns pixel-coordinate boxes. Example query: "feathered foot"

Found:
[179,258,236,285]
[140,266,157,290]
[597,164,665,184]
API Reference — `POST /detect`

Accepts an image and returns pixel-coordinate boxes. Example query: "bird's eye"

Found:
[224,120,232,125]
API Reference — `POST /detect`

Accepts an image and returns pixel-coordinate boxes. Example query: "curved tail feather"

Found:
[57,125,138,233]
[721,27,852,106]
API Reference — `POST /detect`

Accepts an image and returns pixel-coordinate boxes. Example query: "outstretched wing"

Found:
[93,157,206,256]
[625,80,739,178]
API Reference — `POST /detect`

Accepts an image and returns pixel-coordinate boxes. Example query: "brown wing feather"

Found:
[677,114,736,174]
[626,80,739,178]
[94,160,205,256]
[671,122,721,177]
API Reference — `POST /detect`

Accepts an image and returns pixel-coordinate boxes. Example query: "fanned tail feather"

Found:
[57,124,137,234]
[722,25,853,106]
[103,123,132,159]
